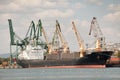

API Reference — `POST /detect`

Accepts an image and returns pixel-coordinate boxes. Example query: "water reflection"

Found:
[0,68,120,80]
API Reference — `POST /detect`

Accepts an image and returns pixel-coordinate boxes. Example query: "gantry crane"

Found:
[8,19,47,65]
[8,19,27,65]
[89,17,106,51]
[72,21,85,57]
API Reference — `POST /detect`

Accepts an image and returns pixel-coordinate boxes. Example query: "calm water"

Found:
[0,68,120,80]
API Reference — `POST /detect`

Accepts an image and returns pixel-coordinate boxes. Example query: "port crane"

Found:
[25,20,36,47]
[89,17,106,51]
[72,21,85,57]
[8,19,27,47]
[8,19,47,64]
[8,19,27,65]
[24,20,46,47]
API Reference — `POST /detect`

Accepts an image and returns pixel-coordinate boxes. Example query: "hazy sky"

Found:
[0,0,120,54]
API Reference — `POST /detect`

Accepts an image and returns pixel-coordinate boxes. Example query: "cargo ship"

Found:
[17,50,113,68]
[8,18,114,68]
[16,43,113,68]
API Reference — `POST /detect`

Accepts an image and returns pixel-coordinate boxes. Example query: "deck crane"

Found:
[42,26,52,54]
[51,23,60,54]
[72,21,85,57]
[56,20,70,53]
[89,17,106,51]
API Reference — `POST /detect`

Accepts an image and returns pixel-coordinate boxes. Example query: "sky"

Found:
[0,0,120,54]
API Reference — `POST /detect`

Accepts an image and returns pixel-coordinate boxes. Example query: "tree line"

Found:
[0,57,10,65]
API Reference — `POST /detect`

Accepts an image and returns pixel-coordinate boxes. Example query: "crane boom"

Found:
[8,19,15,45]
[56,20,65,46]
[72,21,85,57]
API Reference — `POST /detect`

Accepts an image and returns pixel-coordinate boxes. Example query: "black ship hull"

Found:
[17,51,113,68]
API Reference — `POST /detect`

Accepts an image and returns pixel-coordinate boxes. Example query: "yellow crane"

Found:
[72,21,85,57]
[89,17,106,51]
[56,20,70,53]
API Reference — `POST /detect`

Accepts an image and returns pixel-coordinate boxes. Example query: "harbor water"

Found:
[0,68,120,80]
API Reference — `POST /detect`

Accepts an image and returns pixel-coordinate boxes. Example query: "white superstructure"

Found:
[18,44,46,60]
